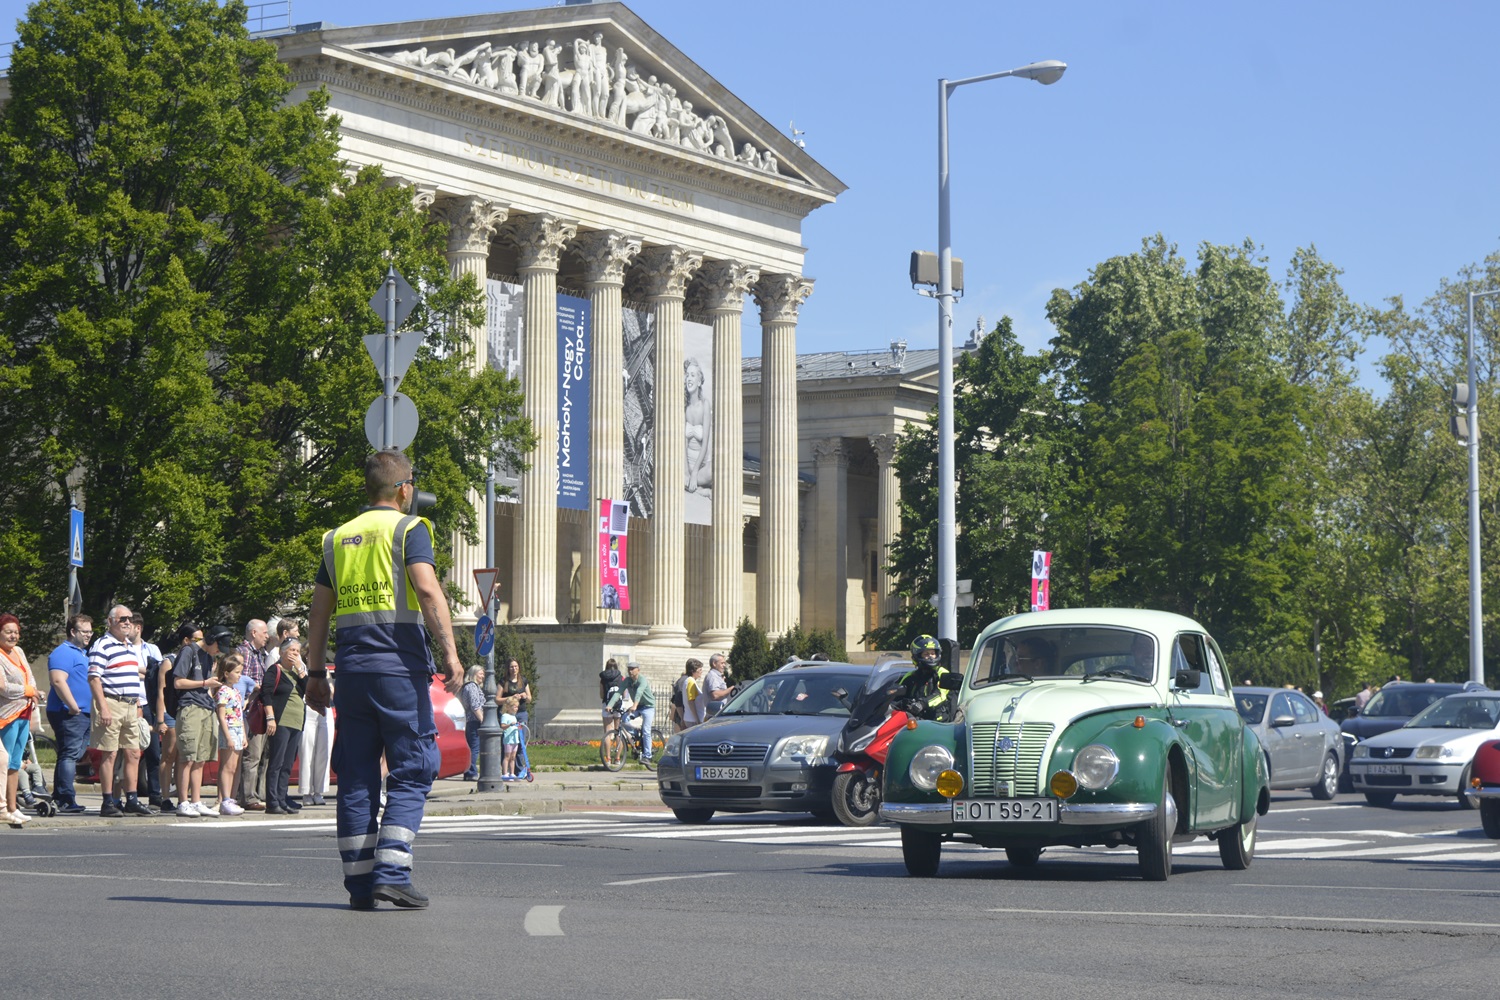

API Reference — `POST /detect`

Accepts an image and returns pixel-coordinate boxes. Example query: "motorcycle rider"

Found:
[899,634,955,722]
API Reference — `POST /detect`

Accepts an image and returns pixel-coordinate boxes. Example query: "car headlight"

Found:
[1353,745,1370,758]
[1415,745,1455,759]
[664,732,684,758]
[909,745,955,790]
[772,734,830,765]
[1073,744,1121,790]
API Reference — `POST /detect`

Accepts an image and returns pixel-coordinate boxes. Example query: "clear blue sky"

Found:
[11,0,1500,370]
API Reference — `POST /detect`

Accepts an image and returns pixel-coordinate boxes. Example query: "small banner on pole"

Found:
[598,499,631,611]
[1030,550,1052,612]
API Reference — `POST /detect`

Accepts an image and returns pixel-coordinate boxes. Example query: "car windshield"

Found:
[970,627,1155,686]
[1362,686,1450,719]
[717,671,866,717]
[1405,696,1500,731]
[1235,693,1268,724]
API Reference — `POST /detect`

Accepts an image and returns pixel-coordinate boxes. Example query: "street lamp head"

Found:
[1014,60,1067,85]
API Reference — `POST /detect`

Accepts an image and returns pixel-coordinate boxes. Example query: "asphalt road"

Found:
[8,789,1500,999]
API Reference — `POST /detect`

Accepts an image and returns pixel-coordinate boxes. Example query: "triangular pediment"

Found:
[296,2,843,198]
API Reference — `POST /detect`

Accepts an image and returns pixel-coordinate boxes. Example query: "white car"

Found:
[1348,691,1500,807]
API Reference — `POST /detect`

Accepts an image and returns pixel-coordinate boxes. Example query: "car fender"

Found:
[883,719,961,802]
[1241,723,1270,816]
[1055,716,1179,809]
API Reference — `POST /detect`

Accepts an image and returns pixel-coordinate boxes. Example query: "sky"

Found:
[7,0,1500,374]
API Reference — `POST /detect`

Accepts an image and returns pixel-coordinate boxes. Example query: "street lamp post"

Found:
[935,60,1066,648]
[1467,289,1498,686]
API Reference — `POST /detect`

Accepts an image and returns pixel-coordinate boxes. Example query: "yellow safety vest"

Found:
[322,507,433,627]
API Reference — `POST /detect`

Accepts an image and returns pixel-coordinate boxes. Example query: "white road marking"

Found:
[986,906,1500,931]
[606,871,734,886]
[1234,882,1500,894]
[716,832,904,845]
[1264,804,1362,814]
[524,904,565,936]
[0,868,286,887]
[1294,842,1500,859]
[1246,838,1369,851]
[0,853,127,860]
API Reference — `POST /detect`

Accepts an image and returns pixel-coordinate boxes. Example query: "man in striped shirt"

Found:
[88,605,153,817]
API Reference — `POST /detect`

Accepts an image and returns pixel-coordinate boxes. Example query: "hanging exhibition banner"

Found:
[682,318,713,526]
[622,302,656,519]
[556,293,591,510]
[598,498,631,610]
[1031,550,1052,612]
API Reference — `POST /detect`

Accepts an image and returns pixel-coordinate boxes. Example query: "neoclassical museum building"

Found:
[269,3,948,734]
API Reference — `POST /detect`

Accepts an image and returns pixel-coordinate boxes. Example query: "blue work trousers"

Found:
[331,671,439,897]
[47,710,90,806]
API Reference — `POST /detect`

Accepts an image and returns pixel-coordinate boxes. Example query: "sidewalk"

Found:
[11,769,668,828]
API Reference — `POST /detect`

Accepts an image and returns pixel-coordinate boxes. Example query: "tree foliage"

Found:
[0,0,533,649]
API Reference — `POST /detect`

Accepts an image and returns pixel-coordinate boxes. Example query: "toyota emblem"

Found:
[716,742,734,756]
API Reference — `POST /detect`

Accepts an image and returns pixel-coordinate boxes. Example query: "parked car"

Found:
[657,661,907,823]
[1464,738,1500,836]
[880,609,1269,881]
[1338,682,1481,792]
[1348,691,1500,807]
[1233,687,1343,799]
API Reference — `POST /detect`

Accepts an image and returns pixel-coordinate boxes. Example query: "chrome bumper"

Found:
[880,801,1158,826]
[1466,785,1500,800]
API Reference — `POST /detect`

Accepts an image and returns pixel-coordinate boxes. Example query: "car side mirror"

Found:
[1173,668,1202,690]
[1270,714,1296,728]
[939,673,961,691]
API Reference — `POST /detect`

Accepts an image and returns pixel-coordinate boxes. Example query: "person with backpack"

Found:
[600,659,624,741]
[171,625,229,817]
[151,622,198,812]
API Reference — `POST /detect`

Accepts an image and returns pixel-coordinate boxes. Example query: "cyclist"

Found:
[618,662,655,764]
[898,634,955,722]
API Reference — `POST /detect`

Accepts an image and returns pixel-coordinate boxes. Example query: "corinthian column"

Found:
[691,260,759,645]
[431,196,508,621]
[753,273,813,637]
[502,214,578,624]
[869,433,901,631]
[575,231,642,623]
[631,245,703,645]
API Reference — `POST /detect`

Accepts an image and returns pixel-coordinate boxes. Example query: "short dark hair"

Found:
[67,614,93,635]
[276,619,299,638]
[365,449,412,502]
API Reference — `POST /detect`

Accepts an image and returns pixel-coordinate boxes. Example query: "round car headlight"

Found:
[909,745,955,790]
[1073,744,1121,790]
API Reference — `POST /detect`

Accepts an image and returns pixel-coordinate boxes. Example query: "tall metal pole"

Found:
[383,267,397,450]
[477,460,503,789]
[1467,290,1499,686]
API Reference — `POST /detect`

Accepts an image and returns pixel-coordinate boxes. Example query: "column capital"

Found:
[575,230,643,286]
[813,437,849,466]
[433,195,508,256]
[869,433,898,466]
[629,245,704,301]
[503,214,578,271]
[752,273,814,324]
[690,260,761,315]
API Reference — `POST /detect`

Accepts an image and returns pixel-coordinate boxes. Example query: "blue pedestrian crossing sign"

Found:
[69,508,84,568]
[474,615,495,658]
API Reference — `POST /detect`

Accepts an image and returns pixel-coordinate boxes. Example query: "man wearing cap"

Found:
[305,449,463,911]
[618,662,655,764]
[172,626,228,816]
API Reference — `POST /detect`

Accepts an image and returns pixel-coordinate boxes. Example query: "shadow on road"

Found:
[111,895,350,910]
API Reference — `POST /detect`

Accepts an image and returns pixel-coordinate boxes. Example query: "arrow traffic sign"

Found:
[368,268,419,329]
[363,331,425,387]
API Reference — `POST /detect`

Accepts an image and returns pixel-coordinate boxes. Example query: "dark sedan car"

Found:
[1338,682,1484,791]
[657,662,901,823]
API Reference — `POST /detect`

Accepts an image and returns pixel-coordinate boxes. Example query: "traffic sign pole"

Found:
[366,266,423,452]
[384,270,396,448]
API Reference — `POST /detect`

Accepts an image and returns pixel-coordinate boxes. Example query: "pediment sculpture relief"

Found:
[378,32,783,175]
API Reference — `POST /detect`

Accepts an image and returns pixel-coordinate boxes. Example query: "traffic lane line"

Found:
[265,855,564,867]
[605,871,734,886]
[524,905,565,935]
[985,906,1500,932]
[1234,882,1500,895]
[0,868,286,887]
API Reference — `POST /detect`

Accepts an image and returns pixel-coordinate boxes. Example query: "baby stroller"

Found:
[18,728,58,818]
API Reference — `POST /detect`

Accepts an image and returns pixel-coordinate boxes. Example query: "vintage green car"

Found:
[881,609,1269,880]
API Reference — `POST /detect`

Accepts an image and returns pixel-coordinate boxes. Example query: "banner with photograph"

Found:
[683,318,714,526]
[1030,550,1052,612]
[622,302,656,519]
[598,498,631,611]
[556,293,591,510]
[486,278,525,497]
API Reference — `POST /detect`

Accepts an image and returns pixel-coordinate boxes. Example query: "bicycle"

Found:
[600,710,664,772]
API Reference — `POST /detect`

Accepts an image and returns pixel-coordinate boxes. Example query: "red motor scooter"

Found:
[830,706,914,827]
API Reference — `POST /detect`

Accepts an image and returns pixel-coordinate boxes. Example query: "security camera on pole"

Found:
[365,265,436,512]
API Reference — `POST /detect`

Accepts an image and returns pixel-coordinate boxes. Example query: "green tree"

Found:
[0,0,532,649]
[727,616,773,680]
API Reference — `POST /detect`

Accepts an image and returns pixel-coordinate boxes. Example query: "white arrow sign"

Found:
[363,332,424,387]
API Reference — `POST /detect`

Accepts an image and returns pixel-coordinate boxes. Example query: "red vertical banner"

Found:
[1030,550,1052,612]
[598,499,631,611]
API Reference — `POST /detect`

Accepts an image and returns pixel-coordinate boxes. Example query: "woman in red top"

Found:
[0,613,40,827]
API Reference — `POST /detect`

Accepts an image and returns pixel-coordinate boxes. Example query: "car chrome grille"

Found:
[685,743,770,764]
[969,723,1054,796]
[1365,747,1415,760]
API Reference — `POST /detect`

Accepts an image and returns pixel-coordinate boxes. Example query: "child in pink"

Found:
[214,653,247,816]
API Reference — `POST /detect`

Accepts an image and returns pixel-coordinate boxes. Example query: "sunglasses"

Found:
[115,615,138,623]
[392,477,415,489]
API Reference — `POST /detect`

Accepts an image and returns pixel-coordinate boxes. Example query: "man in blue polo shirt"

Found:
[46,614,94,814]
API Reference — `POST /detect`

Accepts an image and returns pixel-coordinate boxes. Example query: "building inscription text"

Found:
[463,130,696,212]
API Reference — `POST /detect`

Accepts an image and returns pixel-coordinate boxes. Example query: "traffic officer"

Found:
[305,449,463,911]
[900,634,955,721]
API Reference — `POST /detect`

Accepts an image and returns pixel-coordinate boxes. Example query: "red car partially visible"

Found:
[1467,738,1500,838]
[74,677,472,791]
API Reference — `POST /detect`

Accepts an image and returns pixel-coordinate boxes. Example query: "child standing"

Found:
[500,697,520,779]
[214,652,247,816]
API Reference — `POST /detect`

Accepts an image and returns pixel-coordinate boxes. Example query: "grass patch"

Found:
[525,741,605,769]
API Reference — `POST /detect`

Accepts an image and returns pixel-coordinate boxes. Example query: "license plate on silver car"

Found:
[1367,763,1403,776]
[952,798,1058,823]
[695,766,749,781]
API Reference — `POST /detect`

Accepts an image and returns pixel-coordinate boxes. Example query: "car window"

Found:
[1203,638,1229,695]
[720,671,865,716]
[1406,695,1500,730]
[1171,634,1214,694]
[1363,686,1453,718]
[970,627,1155,685]
[1270,692,1295,722]
[1235,693,1268,724]
[1289,693,1320,725]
